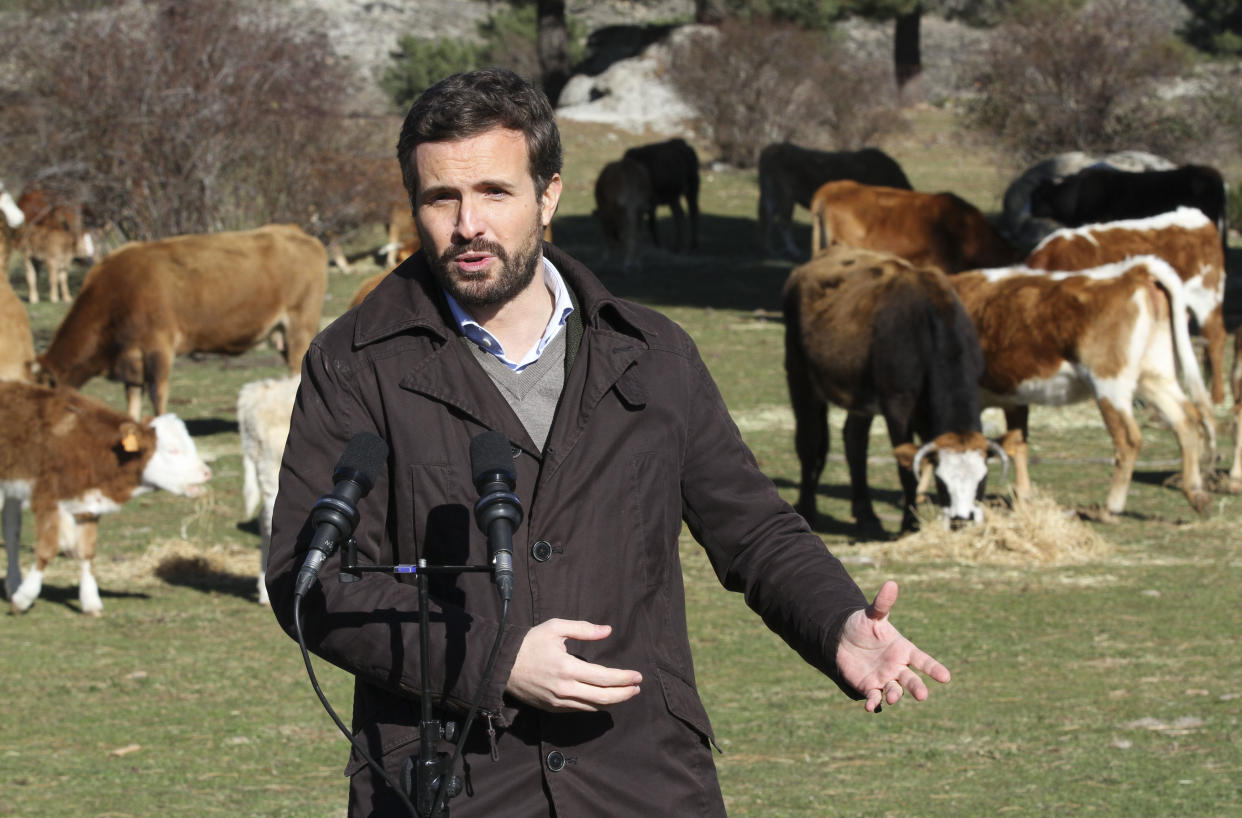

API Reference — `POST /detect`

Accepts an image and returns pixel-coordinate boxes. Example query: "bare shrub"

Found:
[963,0,1193,163]
[668,19,903,168]
[0,0,394,242]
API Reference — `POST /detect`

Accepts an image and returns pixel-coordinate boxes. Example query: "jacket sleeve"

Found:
[265,335,526,719]
[676,333,869,698]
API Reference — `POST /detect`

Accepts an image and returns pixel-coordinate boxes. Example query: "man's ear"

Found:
[540,173,563,227]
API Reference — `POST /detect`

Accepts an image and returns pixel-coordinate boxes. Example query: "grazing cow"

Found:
[37,223,327,420]
[1,381,212,615]
[14,187,95,304]
[594,157,653,269]
[949,256,1212,517]
[238,375,299,606]
[758,143,912,259]
[810,180,1022,273]
[622,138,699,251]
[1029,164,1228,256]
[783,244,1004,535]
[1001,150,1174,252]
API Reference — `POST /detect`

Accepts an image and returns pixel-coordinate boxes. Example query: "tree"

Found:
[536,0,571,105]
[1180,0,1242,55]
[695,0,727,22]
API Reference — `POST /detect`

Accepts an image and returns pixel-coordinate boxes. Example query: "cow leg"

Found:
[1096,398,1143,517]
[1003,406,1032,500]
[23,255,39,304]
[845,413,886,535]
[73,517,102,616]
[258,494,274,606]
[645,205,660,248]
[1203,306,1227,406]
[1138,383,1210,514]
[55,260,72,303]
[669,200,686,251]
[686,188,699,250]
[791,392,828,524]
[146,347,173,417]
[10,506,60,614]
[3,496,22,599]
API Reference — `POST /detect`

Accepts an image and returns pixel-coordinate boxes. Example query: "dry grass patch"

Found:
[102,539,259,590]
[864,487,1115,566]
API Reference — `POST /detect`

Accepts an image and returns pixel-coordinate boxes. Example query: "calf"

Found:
[622,138,699,251]
[37,223,327,420]
[594,157,653,270]
[783,244,1003,535]
[758,142,912,259]
[14,187,95,304]
[1029,164,1228,256]
[810,180,1022,273]
[1,381,212,615]
[238,375,300,606]
[949,257,1211,517]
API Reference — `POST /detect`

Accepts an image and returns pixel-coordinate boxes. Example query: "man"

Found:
[267,68,950,817]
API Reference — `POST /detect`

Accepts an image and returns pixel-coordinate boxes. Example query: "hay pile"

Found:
[865,488,1114,566]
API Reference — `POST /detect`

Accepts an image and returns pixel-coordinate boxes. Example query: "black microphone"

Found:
[470,432,522,602]
[294,433,389,598]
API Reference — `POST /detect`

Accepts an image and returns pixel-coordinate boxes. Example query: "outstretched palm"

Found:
[836,580,952,712]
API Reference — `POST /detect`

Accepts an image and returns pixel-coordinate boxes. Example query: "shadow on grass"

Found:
[769,476,905,542]
[155,555,261,604]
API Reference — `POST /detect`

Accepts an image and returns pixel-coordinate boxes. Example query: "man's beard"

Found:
[429,223,543,309]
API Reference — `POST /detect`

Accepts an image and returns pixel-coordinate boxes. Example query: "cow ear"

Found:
[119,422,141,453]
[893,442,920,470]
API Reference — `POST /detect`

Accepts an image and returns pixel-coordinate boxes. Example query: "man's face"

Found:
[412,127,561,310]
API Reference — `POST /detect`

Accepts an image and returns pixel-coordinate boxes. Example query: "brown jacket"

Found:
[267,245,868,816]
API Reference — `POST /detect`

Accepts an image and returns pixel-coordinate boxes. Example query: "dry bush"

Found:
[0,0,394,242]
[668,19,902,168]
[964,0,1194,164]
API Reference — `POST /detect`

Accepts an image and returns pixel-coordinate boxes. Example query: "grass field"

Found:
[3,108,1241,817]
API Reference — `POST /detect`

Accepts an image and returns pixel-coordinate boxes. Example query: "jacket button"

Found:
[531,540,553,562]
[545,750,566,772]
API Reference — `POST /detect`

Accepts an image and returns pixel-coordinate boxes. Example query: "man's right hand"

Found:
[505,618,642,712]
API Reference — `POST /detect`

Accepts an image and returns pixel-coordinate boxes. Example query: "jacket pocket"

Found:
[343,728,421,778]
[655,666,718,750]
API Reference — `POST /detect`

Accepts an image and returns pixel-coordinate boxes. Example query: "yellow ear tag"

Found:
[122,430,140,452]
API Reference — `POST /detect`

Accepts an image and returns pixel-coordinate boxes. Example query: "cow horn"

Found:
[988,439,1010,482]
[911,440,939,479]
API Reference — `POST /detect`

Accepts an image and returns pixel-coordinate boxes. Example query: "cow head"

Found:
[895,432,1008,529]
[141,414,213,497]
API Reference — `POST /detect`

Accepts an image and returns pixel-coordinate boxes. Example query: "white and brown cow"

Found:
[13,187,95,304]
[594,157,653,270]
[37,223,327,420]
[949,256,1211,518]
[758,143,912,259]
[809,180,1023,273]
[238,375,299,606]
[1,381,212,615]
[783,244,1005,536]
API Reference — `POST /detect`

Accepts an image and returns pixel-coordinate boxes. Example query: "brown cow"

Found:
[37,223,327,420]
[14,187,95,304]
[949,256,1211,518]
[1,272,34,382]
[1024,207,1227,479]
[759,143,912,259]
[594,157,652,270]
[2,381,212,615]
[810,180,1022,273]
[783,244,1003,536]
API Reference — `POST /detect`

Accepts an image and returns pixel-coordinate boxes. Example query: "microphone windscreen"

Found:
[333,432,389,490]
[470,431,515,486]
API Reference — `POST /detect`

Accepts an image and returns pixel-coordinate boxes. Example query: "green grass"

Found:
[4,109,1242,816]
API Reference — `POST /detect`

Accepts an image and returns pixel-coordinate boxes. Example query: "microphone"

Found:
[294,433,389,598]
[470,432,522,602]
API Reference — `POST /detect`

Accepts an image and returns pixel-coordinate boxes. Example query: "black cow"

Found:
[759,142,913,259]
[1029,164,1228,255]
[622,138,700,251]
[782,244,1004,537]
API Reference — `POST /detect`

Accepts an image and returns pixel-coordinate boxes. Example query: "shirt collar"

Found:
[444,255,575,372]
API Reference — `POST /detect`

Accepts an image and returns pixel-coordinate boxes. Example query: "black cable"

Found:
[294,592,419,818]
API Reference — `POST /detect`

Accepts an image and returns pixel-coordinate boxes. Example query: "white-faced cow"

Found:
[1000,150,1174,252]
[622,138,699,252]
[1029,164,1228,257]
[949,256,1212,518]
[238,375,299,606]
[810,180,1022,273]
[2,381,212,615]
[594,157,653,270]
[758,142,912,259]
[13,187,95,304]
[37,223,327,420]
[783,244,1005,536]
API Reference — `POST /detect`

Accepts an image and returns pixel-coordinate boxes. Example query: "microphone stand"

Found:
[339,540,492,818]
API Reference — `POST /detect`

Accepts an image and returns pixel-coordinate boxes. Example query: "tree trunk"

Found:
[537,0,571,107]
[695,0,726,24]
[894,6,922,92]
